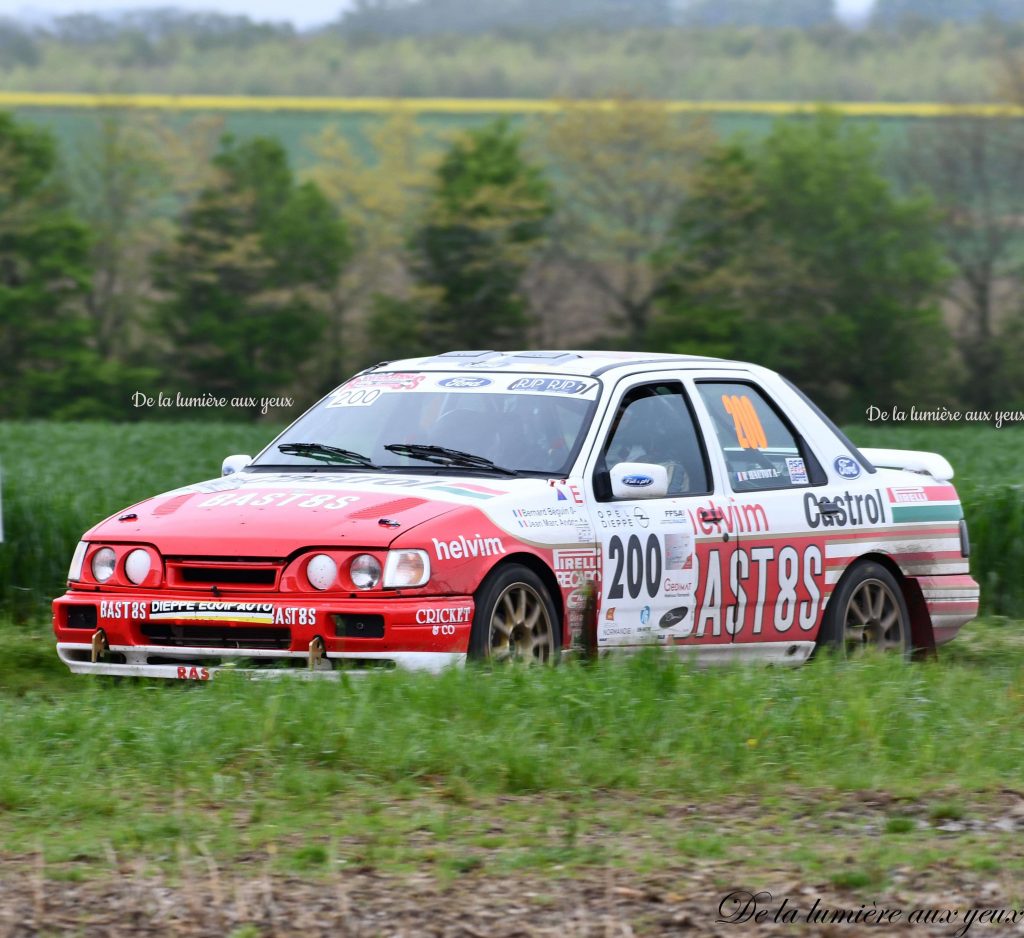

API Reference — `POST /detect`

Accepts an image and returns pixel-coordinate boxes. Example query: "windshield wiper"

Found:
[278,442,377,467]
[383,443,518,476]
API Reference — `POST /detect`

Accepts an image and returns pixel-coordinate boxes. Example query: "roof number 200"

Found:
[607,534,662,600]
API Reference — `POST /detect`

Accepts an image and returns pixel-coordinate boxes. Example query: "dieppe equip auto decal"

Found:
[100,601,318,626]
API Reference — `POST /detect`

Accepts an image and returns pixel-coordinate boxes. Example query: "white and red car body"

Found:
[52,351,979,678]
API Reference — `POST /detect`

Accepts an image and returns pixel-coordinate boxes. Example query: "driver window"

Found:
[696,381,813,492]
[602,383,710,496]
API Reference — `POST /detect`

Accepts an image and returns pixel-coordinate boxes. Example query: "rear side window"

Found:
[697,382,819,492]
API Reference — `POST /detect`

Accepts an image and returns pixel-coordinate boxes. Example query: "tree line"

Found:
[2,103,1023,424]
[0,14,1017,103]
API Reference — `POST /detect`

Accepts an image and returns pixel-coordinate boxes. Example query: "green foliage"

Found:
[0,421,277,619]
[652,112,950,422]
[0,112,101,420]
[153,136,351,413]
[390,120,552,357]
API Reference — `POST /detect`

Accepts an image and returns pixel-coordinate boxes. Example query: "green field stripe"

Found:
[1,91,1023,117]
[891,504,964,523]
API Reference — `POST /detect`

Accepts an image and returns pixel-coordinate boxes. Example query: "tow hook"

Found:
[308,635,326,670]
[90,629,108,663]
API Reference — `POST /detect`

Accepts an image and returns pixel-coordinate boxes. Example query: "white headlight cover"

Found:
[307,554,338,591]
[350,554,382,590]
[125,548,152,585]
[91,547,117,583]
[68,541,88,581]
[383,549,430,588]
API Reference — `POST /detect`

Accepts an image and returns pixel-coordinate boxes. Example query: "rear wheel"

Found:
[468,564,560,664]
[817,560,910,659]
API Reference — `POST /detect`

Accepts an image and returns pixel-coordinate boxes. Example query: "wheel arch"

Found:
[476,551,565,644]
[835,551,935,655]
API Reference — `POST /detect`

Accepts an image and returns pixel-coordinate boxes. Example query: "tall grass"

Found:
[1,421,1022,617]
[0,627,1022,861]
[0,421,275,619]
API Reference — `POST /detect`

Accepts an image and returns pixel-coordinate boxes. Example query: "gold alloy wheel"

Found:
[842,577,907,655]
[488,582,554,663]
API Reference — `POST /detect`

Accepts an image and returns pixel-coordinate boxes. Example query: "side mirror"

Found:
[222,454,251,477]
[609,462,668,499]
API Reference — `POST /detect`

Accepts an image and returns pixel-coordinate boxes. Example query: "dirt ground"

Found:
[3,790,1024,936]
[1,862,1023,937]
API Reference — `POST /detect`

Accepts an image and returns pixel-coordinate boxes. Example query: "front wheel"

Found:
[816,560,911,659]
[468,564,560,664]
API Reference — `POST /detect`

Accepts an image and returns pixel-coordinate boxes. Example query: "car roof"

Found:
[371,349,759,379]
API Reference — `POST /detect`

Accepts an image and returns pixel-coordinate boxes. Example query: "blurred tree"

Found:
[899,118,1024,410]
[337,0,672,36]
[368,120,552,360]
[873,0,1024,25]
[0,112,99,419]
[306,115,438,378]
[652,112,950,420]
[539,100,714,346]
[0,19,40,67]
[69,114,171,362]
[679,0,836,28]
[152,136,351,414]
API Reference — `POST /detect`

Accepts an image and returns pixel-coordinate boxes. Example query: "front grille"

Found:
[166,560,281,591]
[139,623,291,650]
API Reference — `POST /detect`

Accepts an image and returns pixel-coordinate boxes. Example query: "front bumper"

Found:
[52,590,473,679]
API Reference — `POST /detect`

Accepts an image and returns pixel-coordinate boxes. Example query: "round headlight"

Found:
[306,554,338,591]
[91,547,117,583]
[350,554,382,590]
[124,549,152,585]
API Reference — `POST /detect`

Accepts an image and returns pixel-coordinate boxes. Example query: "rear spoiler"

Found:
[859,448,954,482]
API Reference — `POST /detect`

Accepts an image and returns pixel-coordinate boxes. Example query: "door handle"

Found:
[698,508,724,523]
[818,497,843,516]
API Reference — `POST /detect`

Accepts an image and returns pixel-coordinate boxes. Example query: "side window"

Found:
[696,382,817,492]
[601,383,710,496]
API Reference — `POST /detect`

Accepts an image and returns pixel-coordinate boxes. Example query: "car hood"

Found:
[86,470,525,556]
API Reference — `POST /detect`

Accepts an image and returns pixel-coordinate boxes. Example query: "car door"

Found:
[690,377,829,650]
[583,377,734,651]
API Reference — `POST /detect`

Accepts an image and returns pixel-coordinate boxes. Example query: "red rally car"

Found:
[53,350,979,679]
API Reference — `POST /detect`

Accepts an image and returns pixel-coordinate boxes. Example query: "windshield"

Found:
[251,371,601,476]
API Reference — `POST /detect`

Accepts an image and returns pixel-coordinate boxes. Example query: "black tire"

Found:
[468,563,560,664]
[816,560,911,660]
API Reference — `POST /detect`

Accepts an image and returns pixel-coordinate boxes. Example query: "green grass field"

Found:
[1,421,1022,929]
[1,618,1023,895]
[2,421,1021,618]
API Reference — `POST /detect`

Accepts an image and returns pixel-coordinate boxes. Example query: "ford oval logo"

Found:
[439,376,492,388]
[833,456,861,480]
[622,474,653,487]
